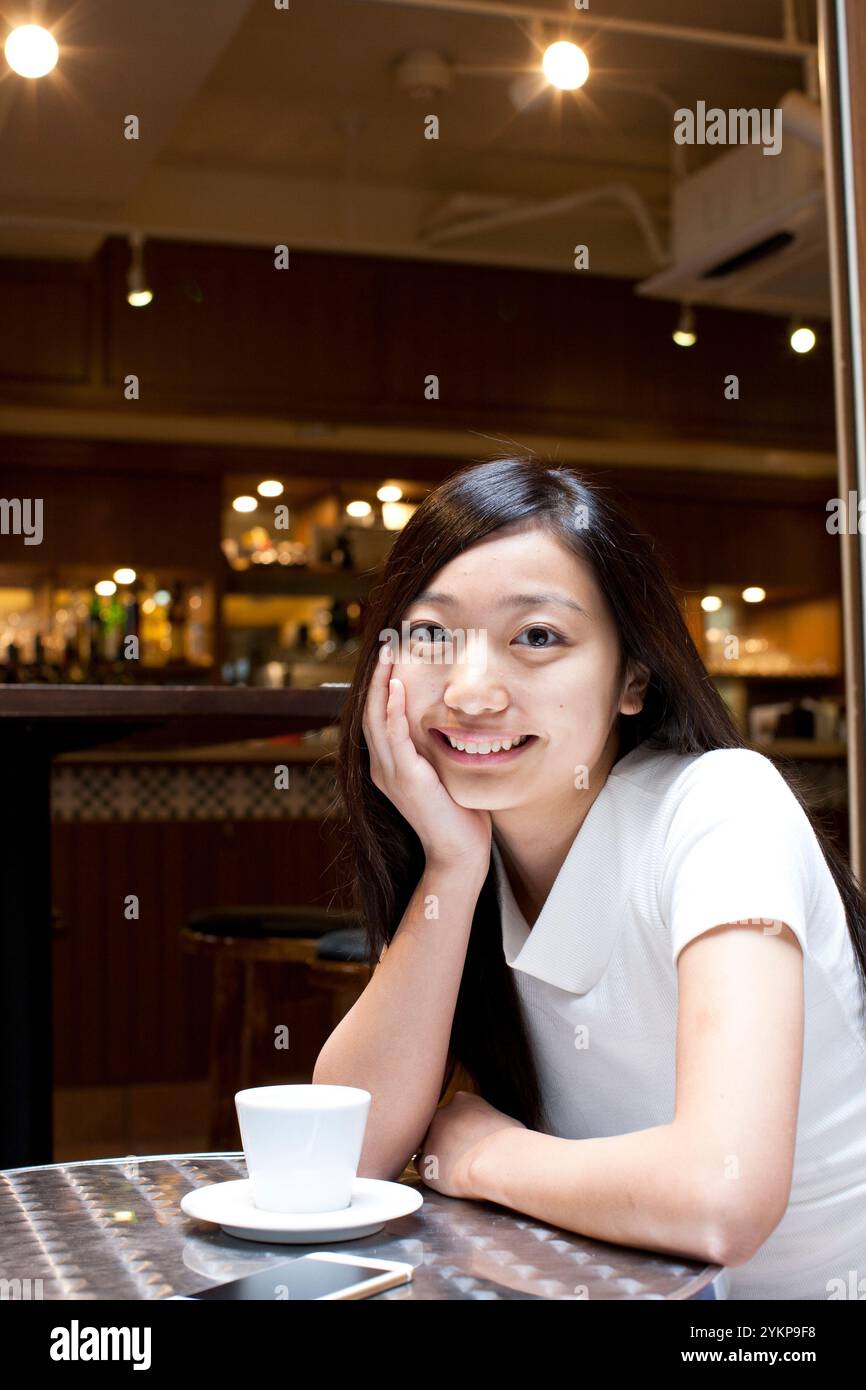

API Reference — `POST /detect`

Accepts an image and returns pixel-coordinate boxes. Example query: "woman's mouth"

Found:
[431,729,538,765]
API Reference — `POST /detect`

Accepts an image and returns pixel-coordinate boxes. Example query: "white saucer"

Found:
[181,1177,423,1243]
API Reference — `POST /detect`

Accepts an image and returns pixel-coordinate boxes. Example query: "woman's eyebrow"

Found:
[410,590,591,618]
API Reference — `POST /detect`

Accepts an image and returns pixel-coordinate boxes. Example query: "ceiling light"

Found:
[346,500,372,518]
[232,496,258,513]
[113,568,137,586]
[742,586,766,603]
[4,24,59,78]
[701,595,723,612]
[790,325,816,354]
[673,305,697,347]
[541,41,589,92]
[377,484,403,502]
[382,501,418,531]
[94,580,117,598]
[257,480,284,497]
[126,232,153,308]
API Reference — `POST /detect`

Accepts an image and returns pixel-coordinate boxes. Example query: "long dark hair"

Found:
[334,456,866,1132]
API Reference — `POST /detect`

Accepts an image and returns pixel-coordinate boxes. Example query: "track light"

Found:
[790,325,816,354]
[673,304,697,347]
[126,232,153,307]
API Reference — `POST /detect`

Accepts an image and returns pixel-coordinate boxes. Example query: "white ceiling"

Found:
[0,0,818,278]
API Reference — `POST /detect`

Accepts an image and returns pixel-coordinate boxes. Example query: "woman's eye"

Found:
[514,625,561,649]
[408,622,450,643]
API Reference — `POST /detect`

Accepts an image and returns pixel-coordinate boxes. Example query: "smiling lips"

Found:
[431,728,538,762]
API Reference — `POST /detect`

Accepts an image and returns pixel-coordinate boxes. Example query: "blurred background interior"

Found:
[0,0,849,1160]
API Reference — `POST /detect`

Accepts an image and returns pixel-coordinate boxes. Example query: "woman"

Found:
[314,456,866,1300]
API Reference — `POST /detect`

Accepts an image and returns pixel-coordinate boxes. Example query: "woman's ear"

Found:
[620,660,651,716]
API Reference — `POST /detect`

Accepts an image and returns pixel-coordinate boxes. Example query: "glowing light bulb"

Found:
[4,25,59,78]
[790,326,816,354]
[673,305,697,347]
[542,41,589,92]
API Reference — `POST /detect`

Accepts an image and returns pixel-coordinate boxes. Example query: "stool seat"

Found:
[315,926,371,963]
[188,905,360,939]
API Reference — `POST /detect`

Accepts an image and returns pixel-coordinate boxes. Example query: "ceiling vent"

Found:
[637,93,829,318]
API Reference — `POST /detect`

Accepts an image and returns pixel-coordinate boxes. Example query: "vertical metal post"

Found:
[819,0,866,880]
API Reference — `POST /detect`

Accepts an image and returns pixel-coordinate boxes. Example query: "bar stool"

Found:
[181,905,360,1149]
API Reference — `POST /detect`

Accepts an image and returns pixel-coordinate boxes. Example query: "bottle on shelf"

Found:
[30,632,59,683]
[2,642,22,684]
[167,579,187,665]
[104,589,125,660]
[87,592,105,682]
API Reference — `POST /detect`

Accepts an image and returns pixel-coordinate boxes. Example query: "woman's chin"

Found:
[447,786,520,812]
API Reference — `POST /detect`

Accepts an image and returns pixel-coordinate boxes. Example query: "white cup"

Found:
[235,1084,372,1214]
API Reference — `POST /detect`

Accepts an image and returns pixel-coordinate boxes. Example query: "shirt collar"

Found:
[491,743,654,994]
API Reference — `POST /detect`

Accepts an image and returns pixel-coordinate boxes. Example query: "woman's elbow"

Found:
[702,1187,789,1268]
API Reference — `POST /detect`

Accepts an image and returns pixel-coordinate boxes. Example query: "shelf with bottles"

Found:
[221,590,364,687]
[0,565,216,685]
[221,473,422,594]
[691,587,842,679]
[685,586,847,755]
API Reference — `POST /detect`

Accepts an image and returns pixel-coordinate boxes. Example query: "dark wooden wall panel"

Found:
[0,238,836,452]
[51,817,353,1087]
[0,466,221,571]
[0,261,95,384]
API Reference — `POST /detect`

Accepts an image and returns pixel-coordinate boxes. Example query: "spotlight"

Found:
[541,41,589,92]
[346,500,372,518]
[701,595,723,613]
[257,481,284,497]
[126,232,153,307]
[4,24,58,78]
[742,586,766,603]
[790,325,816,354]
[673,305,697,348]
[377,484,403,502]
[232,496,258,513]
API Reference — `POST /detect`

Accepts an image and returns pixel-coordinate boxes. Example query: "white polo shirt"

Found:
[491,742,866,1300]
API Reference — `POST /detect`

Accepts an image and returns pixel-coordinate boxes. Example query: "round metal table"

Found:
[0,1153,724,1300]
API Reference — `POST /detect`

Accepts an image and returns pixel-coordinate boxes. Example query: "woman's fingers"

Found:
[363,642,397,780]
[384,675,419,770]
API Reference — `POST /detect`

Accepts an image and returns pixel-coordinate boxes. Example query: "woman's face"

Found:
[394,523,647,812]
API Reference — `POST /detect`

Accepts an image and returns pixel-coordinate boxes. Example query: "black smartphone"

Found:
[179,1253,413,1301]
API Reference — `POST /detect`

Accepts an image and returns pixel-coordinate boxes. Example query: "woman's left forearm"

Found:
[465,1123,729,1266]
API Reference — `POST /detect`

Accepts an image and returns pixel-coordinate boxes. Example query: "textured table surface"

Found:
[0,1152,720,1301]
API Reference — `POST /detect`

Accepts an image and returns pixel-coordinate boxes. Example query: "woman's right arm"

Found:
[312,853,488,1181]
[312,646,493,1181]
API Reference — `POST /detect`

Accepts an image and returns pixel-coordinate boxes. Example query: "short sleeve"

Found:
[658,750,815,964]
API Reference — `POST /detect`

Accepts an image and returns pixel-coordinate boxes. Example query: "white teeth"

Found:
[445,734,529,754]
